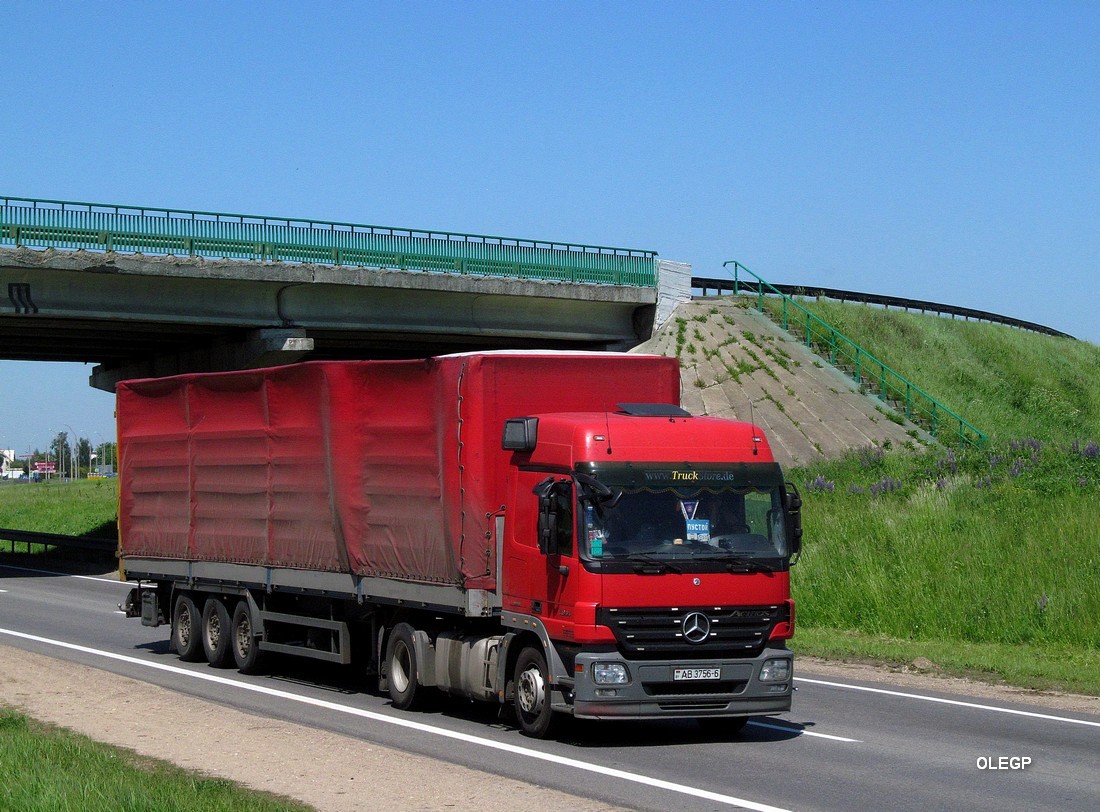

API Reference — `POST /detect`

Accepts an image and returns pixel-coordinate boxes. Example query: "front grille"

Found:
[597,605,784,660]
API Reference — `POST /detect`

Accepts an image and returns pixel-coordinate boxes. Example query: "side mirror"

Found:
[785,483,803,563]
[533,476,557,555]
[574,472,623,509]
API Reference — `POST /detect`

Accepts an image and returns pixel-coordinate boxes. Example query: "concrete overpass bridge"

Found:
[1,196,671,391]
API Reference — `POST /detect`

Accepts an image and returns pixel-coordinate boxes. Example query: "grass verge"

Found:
[757,294,1100,442]
[0,709,309,812]
[791,627,1100,697]
[0,479,119,536]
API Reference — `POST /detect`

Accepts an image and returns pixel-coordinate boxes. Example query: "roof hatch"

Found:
[616,403,691,417]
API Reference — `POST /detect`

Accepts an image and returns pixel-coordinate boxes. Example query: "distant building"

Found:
[1,449,22,479]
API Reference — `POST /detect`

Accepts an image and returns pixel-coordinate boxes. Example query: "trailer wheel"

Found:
[201,598,233,668]
[513,645,555,738]
[172,594,203,662]
[231,600,264,674]
[385,623,421,710]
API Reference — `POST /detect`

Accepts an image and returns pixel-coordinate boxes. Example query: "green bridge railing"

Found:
[724,260,987,448]
[0,195,658,287]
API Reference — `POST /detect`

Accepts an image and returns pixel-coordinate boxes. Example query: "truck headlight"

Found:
[760,658,791,682]
[593,662,630,685]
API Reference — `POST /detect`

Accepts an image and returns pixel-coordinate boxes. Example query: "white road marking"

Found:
[747,720,861,742]
[0,562,124,585]
[1,627,799,812]
[795,676,1100,729]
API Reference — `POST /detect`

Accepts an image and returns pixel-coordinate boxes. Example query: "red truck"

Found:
[120,352,801,737]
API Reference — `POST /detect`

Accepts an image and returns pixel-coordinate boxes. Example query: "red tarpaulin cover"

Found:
[118,353,679,588]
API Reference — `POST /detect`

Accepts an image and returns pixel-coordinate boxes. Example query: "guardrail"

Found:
[0,527,116,555]
[694,276,1073,339]
[0,195,658,287]
[722,261,987,448]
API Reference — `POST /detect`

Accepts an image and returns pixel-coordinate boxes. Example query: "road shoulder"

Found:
[0,643,629,812]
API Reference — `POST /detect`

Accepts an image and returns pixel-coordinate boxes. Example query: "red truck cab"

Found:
[499,403,800,735]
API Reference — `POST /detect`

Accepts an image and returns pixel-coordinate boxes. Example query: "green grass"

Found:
[764,296,1100,442]
[794,439,1098,637]
[0,709,310,812]
[0,479,118,536]
[789,442,1100,694]
[752,295,1100,693]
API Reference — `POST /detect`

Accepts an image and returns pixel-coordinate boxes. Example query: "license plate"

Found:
[673,667,721,681]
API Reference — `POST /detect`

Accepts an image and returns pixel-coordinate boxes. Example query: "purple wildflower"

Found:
[870,477,903,496]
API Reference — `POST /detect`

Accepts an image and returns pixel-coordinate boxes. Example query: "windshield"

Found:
[579,463,789,565]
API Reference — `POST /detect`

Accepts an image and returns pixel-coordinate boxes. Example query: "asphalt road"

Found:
[1,559,1097,812]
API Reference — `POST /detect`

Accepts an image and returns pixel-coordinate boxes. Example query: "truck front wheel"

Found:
[172,594,203,662]
[385,623,421,710]
[513,646,555,738]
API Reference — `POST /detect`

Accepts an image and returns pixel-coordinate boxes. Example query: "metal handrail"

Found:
[694,277,1073,339]
[0,195,658,287]
[724,260,987,448]
[0,527,116,554]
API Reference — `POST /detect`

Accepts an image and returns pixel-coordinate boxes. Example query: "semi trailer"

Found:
[119,352,801,737]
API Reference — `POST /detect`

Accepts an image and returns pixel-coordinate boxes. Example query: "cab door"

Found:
[541,477,581,634]
[502,472,580,637]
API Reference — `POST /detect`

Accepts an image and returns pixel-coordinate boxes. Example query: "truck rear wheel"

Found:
[231,600,264,674]
[201,597,233,668]
[513,645,555,738]
[172,594,203,662]
[385,623,421,710]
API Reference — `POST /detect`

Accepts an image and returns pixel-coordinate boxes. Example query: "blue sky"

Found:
[2,1,1098,455]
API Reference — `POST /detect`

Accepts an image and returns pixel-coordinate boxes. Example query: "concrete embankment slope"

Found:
[632,298,925,470]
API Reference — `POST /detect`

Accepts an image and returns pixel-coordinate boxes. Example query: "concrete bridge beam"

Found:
[90,328,315,391]
[0,246,659,390]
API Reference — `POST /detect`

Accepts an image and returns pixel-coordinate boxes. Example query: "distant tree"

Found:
[77,437,93,469]
[93,441,118,472]
[49,431,68,460]
[49,431,70,475]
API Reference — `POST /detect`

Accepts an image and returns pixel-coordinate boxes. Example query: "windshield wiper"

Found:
[625,552,683,574]
[699,553,776,573]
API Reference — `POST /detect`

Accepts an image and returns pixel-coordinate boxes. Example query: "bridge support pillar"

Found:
[90,328,315,391]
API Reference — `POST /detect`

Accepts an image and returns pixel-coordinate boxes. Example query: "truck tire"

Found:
[201,597,233,668]
[385,623,421,710]
[513,645,555,738]
[172,594,203,662]
[230,600,264,674]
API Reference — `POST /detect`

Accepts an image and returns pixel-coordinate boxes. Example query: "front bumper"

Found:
[571,646,793,720]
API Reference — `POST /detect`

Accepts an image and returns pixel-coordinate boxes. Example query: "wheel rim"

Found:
[178,606,193,648]
[206,612,221,650]
[517,664,545,718]
[391,640,412,694]
[235,614,252,659]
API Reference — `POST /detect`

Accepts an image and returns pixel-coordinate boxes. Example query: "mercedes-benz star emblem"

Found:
[682,611,711,644]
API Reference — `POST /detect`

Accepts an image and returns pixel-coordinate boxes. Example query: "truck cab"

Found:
[499,403,801,735]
